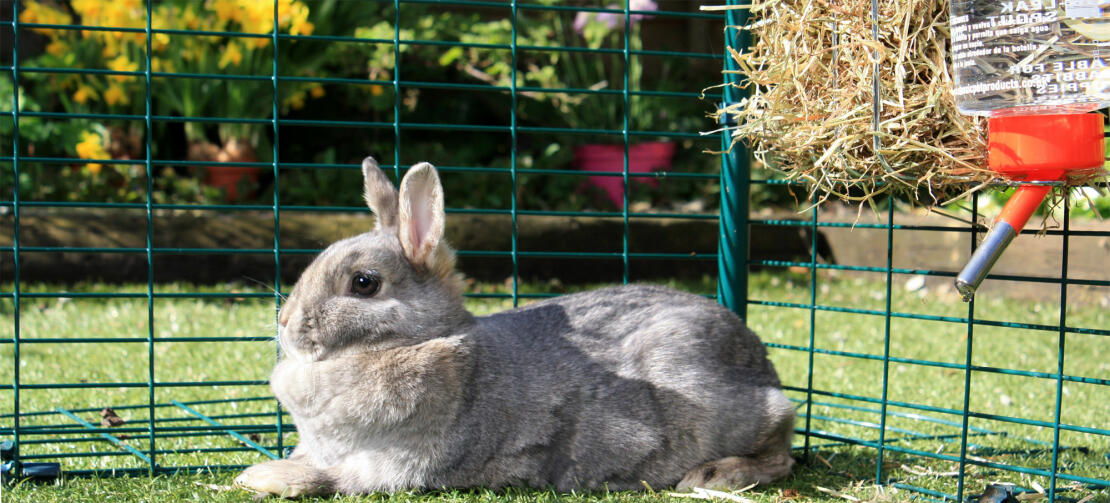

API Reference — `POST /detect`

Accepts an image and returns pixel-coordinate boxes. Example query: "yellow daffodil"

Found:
[73,84,98,104]
[71,0,103,20]
[104,83,129,106]
[240,2,274,50]
[75,131,110,173]
[240,1,270,33]
[151,10,172,52]
[19,1,74,35]
[290,20,314,36]
[218,42,244,69]
[286,1,313,36]
[72,0,146,45]
[151,57,174,73]
[107,54,139,82]
[45,39,67,57]
[181,5,201,30]
[209,0,241,26]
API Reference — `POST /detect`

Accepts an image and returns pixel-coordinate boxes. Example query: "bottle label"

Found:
[950,0,1110,114]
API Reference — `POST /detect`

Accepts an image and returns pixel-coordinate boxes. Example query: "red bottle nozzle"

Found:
[955,113,1104,301]
[995,184,1051,235]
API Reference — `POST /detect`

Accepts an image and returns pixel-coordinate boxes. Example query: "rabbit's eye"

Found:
[351,272,381,297]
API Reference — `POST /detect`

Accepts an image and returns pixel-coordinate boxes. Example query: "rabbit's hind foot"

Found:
[235,459,335,498]
[675,453,795,491]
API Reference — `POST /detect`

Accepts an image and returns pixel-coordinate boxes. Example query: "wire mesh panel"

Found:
[716,1,1110,502]
[2,1,1108,501]
[1,0,725,481]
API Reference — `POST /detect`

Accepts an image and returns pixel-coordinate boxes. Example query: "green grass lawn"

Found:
[1,273,1107,502]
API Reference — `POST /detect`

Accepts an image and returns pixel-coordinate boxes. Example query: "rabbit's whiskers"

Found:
[241,275,287,301]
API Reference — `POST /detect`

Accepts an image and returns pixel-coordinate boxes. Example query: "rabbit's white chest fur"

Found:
[269,336,470,490]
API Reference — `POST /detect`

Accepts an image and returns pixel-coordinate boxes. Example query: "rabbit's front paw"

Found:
[235,459,334,498]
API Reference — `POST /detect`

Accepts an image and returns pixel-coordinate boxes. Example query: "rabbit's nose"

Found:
[279,309,291,327]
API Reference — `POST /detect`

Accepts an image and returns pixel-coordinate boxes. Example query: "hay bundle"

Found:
[709,0,993,206]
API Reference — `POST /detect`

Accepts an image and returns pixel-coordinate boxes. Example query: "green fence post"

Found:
[717,2,751,320]
[271,0,285,458]
[1048,199,1071,502]
[8,0,22,478]
[510,1,520,307]
[956,193,979,502]
[142,0,158,473]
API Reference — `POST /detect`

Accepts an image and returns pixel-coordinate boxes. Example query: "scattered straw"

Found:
[193,481,234,492]
[666,487,756,503]
[899,463,960,477]
[815,485,863,501]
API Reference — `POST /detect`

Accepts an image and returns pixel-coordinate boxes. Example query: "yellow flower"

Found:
[284,91,306,110]
[288,2,313,36]
[45,39,67,57]
[181,5,201,30]
[71,0,103,20]
[309,84,325,98]
[245,37,270,50]
[74,0,143,37]
[107,54,139,82]
[19,1,74,35]
[240,1,270,32]
[75,131,110,173]
[209,0,241,25]
[369,85,384,97]
[151,9,172,52]
[73,84,98,104]
[240,1,274,50]
[218,41,243,69]
[117,0,141,13]
[279,0,313,36]
[151,57,174,73]
[101,39,120,59]
[290,20,314,36]
[104,83,129,106]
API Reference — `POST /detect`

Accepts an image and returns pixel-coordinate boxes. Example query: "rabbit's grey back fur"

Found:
[433,284,791,490]
[235,159,794,497]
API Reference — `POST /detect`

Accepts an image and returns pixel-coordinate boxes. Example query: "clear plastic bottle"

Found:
[949,0,1109,300]
[949,0,1110,116]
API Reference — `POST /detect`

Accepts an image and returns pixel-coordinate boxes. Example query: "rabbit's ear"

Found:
[362,157,399,230]
[398,162,445,269]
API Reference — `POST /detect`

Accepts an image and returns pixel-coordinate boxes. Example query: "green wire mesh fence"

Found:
[717,2,1110,502]
[0,0,726,480]
[1,1,1108,502]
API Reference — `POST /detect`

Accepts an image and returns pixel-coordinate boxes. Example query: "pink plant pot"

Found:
[573,141,676,208]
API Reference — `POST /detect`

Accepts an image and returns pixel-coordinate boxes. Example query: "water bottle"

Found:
[949,0,1107,300]
[949,0,1110,115]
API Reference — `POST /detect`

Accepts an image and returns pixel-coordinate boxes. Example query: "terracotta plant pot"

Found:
[188,137,261,201]
[573,141,675,208]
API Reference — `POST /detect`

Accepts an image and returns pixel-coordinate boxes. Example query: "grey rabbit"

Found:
[234,158,795,497]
